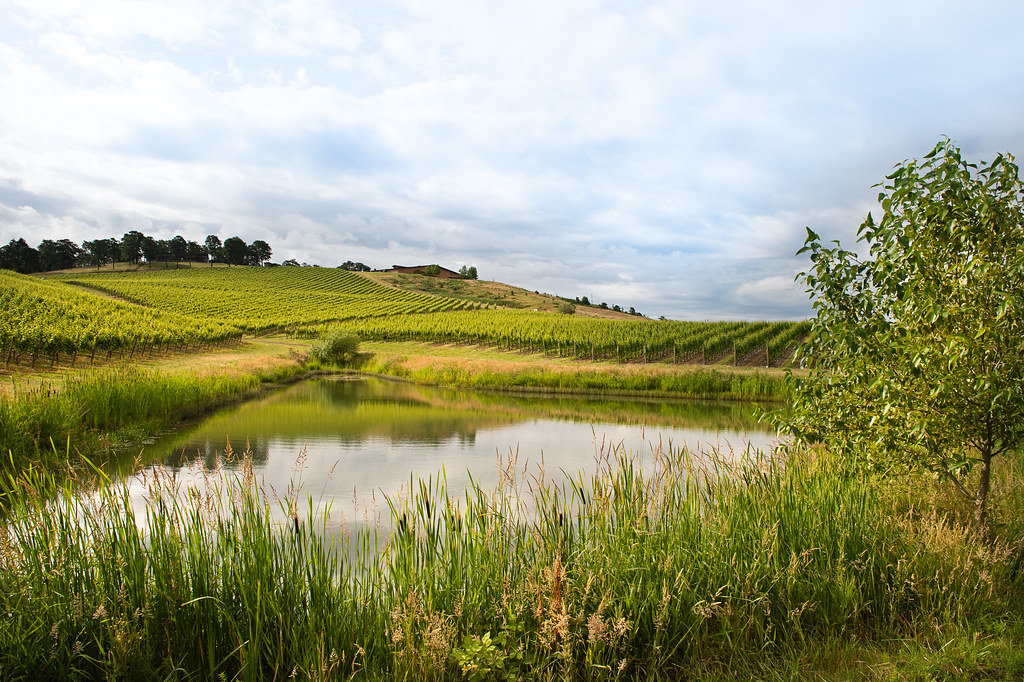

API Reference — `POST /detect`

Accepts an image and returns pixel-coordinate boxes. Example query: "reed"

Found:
[0,367,265,474]
[0,440,1019,679]
[361,357,791,402]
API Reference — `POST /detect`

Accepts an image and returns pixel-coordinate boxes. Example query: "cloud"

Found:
[1,1,1024,319]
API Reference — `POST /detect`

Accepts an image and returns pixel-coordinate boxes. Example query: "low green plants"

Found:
[0,367,261,475]
[360,354,790,401]
[1,438,1020,679]
[309,328,361,366]
[453,630,521,681]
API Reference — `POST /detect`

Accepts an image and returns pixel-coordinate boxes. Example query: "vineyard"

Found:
[54,267,477,331]
[16,267,811,368]
[0,270,241,366]
[332,310,811,366]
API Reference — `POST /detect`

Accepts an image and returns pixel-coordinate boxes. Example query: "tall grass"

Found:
[361,356,790,402]
[0,365,306,474]
[0,441,1019,679]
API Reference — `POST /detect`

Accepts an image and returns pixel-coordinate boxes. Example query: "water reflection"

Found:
[128,377,780,533]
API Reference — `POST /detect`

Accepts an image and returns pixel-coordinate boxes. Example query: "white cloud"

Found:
[2,1,1024,318]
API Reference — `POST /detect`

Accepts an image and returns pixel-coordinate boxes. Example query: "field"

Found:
[45,266,810,368]
[53,267,477,332]
[2,264,1023,680]
[0,270,241,366]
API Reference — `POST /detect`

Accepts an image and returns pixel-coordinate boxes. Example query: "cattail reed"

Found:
[0,440,1019,679]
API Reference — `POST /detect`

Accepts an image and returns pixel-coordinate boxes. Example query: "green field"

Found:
[40,266,809,367]
[3,265,1022,680]
[0,270,241,365]
[53,266,477,331]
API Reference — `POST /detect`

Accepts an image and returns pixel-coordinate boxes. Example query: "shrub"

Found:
[310,329,360,365]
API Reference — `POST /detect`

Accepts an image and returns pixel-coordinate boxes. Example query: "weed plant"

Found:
[362,356,789,402]
[0,366,304,475]
[0,440,1020,679]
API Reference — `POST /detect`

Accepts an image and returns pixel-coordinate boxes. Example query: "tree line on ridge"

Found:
[0,232,273,273]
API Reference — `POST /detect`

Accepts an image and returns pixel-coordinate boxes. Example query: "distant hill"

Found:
[364,271,640,320]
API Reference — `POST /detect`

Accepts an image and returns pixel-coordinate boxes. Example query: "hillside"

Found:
[5,266,809,369]
[52,267,476,331]
[364,271,640,320]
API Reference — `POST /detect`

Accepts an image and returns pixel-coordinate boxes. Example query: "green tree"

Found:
[169,235,188,263]
[310,329,360,366]
[120,230,145,264]
[423,264,441,277]
[140,235,160,265]
[786,139,1024,528]
[0,238,40,273]
[37,239,80,271]
[185,240,205,263]
[204,235,222,266]
[223,236,248,266]
[249,239,272,266]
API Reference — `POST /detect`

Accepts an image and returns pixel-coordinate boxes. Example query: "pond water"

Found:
[125,377,780,530]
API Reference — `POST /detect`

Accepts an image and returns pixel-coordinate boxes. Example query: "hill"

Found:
[10,265,810,369]
[364,271,640,319]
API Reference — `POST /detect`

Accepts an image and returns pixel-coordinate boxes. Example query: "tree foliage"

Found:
[222,237,248,266]
[249,240,272,266]
[786,139,1024,527]
[309,328,361,366]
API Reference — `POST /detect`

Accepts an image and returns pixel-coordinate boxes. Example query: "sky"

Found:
[1,1,1023,321]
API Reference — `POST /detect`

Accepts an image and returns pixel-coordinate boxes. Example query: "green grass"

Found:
[360,353,791,401]
[0,363,306,476]
[1,442,1021,679]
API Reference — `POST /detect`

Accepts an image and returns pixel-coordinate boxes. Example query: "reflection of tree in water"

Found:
[164,436,270,471]
[148,378,772,475]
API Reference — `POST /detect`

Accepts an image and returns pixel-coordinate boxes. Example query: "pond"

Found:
[124,377,780,529]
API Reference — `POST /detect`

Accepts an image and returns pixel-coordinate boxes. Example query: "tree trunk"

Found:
[975,447,994,529]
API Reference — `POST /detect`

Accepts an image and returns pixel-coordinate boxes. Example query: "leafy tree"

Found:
[186,240,205,263]
[339,260,370,271]
[466,266,478,280]
[786,139,1024,528]
[169,235,188,263]
[282,258,300,267]
[310,329,361,366]
[120,230,145,264]
[223,236,248,266]
[140,235,160,265]
[38,239,80,271]
[106,238,121,269]
[0,238,40,273]
[81,239,109,269]
[204,235,222,266]
[423,264,441,277]
[249,239,272,266]
[156,239,172,265]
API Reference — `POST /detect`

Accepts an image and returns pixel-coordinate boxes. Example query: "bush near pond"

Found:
[310,328,361,366]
